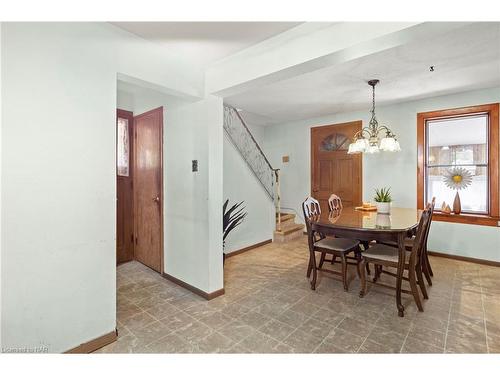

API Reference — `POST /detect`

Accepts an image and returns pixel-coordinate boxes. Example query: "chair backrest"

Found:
[302,196,321,234]
[302,197,323,249]
[422,197,436,252]
[328,194,343,211]
[409,203,433,266]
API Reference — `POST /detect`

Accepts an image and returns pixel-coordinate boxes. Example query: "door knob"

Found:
[153,196,160,203]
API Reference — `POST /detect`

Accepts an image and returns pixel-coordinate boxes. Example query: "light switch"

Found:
[282,155,290,163]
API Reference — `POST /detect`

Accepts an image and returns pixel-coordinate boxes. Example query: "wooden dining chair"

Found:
[319,194,343,268]
[320,193,371,276]
[328,194,343,211]
[303,197,361,291]
[359,204,433,316]
[378,197,436,291]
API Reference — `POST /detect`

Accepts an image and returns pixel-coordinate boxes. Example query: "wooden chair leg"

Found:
[416,262,428,300]
[355,251,362,279]
[425,247,434,277]
[409,266,424,312]
[359,258,367,297]
[340,254,348,291]
[373,265,381,283]
[422,252,433,285]
[307,254,313,278]
[331,255,336,265]
[318,252,326,269]
[310,251,318,290]
[365,262,371,275]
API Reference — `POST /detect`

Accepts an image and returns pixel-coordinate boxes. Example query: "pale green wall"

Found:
[263,87,500,262]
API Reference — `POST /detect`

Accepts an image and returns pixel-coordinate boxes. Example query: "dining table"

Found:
[310,206,421,317]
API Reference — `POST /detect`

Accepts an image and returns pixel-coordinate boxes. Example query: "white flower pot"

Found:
[376,202,391,214]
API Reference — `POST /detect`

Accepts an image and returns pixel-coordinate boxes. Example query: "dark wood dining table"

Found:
[310,206,421,316]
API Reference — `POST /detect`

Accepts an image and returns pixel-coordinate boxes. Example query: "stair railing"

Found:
[223,105,281,231]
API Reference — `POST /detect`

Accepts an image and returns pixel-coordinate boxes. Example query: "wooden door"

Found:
[311,121,362,213]
[116,109,134,264]
[134,107,163,273]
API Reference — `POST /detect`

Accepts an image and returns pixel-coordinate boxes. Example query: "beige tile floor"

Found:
[97,237,500,354]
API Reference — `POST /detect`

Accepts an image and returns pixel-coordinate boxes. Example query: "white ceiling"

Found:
[226,22,500,125]
[111,22,302,66]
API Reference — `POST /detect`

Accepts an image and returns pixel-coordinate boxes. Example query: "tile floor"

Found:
[97,237,500,353]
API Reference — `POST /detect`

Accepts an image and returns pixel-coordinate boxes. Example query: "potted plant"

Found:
[222,199,247,264]
[374,187,392,214]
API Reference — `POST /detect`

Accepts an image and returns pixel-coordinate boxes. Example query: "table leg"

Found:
[359,258,366,297]
[396,232,406,317]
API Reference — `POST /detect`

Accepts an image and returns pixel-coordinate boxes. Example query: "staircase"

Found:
[224,105,302,243]
[273,213,305,242]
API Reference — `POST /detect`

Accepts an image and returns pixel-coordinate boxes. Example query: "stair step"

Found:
[277,218,300,231]
[275,223,304,235]
[276,213,295,223]
[273,224,304,243]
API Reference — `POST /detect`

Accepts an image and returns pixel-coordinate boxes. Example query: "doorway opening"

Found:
[116,105,164,273]
[311,121,363,213]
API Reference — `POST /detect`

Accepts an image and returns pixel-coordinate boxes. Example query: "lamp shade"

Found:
[394,140,401,152]
[366,143,380,154]
[355,138,368,152]
[347,143,358,154]
[380,137,396,151]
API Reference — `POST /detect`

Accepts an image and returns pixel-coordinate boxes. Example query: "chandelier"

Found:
[347,79,401,154]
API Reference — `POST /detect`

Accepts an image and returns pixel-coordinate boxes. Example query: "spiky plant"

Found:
[374,187,392,203]
[223,199,247,248]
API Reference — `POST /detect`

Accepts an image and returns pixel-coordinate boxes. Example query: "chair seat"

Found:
[362,243,410,264]
[314,237,360,253]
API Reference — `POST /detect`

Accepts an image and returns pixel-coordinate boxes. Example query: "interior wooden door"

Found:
[134,107,163,273]
[116,109,134,264]
[311,121,363,213]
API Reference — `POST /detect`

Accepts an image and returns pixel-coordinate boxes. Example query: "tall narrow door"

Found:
[311,121,363,213]
[134,107,163,273]
[116,109,134,264]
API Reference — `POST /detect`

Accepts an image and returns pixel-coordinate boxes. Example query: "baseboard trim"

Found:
[162,272,225,300]
[65,330,117,353]
[428,251,500,267]
[225,239,272,258]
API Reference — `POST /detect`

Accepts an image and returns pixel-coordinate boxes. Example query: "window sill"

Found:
[432,212,500,227]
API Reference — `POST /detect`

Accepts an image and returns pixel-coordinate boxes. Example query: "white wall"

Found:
[116,90,134,112]
[0,23,207,353]
[223,134,274,254]
[164,96,224,294]
[117,86,191,116]
[0,22,3,349]
[263,87,500,262]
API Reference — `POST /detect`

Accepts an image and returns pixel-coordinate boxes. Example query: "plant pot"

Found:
[375,202,391,214]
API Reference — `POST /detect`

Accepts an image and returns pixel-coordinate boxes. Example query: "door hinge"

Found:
[130,234,134,243]
[135,236,138,245]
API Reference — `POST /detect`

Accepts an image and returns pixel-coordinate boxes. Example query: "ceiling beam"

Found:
[206,22,471,98]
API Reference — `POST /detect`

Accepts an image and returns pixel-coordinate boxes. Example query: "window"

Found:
[117,117,130,177]
[417,104,499,226]
[426,115,488,214]
[320,133,351,151]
